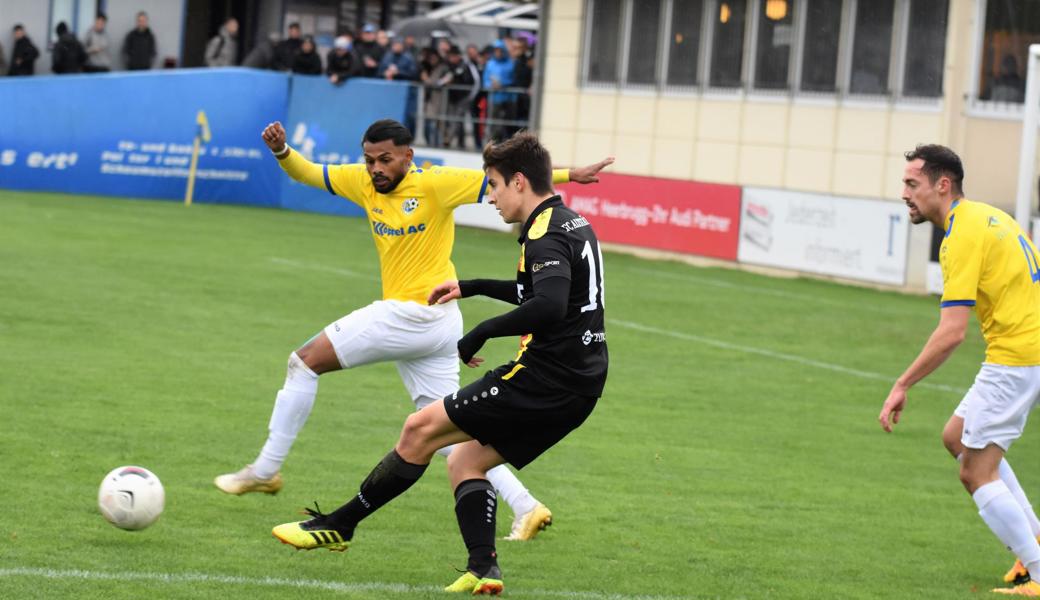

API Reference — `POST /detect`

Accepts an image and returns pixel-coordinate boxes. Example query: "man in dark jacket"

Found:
[122,11,156,70]
[354,24,383,78]
[9,24,39,76]
[291,36,322,75]
[52,21,86,74]
[273,23,302,71]
[326,35,358,84]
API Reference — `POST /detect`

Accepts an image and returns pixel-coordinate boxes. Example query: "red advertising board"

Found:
[557,173,742,260]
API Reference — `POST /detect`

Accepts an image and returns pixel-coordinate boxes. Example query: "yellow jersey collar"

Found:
[944,198,962,234]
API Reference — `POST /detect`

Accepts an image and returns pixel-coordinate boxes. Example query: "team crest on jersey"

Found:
[402,198,420,213]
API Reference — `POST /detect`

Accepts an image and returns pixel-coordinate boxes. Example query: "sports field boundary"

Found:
[0,567,717,600]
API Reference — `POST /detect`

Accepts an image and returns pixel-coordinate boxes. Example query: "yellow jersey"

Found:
[277,148,569,303]
[940,199,1040,365]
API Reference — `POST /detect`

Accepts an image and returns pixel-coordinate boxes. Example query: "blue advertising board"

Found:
[0,68,288,206]
[279,76,412,218]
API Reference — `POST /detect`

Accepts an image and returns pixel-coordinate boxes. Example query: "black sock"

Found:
[325,449,428,538]
[454,478,499,575]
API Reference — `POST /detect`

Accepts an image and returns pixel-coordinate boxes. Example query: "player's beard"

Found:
[373,172,405,194]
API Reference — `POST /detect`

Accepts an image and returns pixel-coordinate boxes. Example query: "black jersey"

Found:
[514,196,608,397]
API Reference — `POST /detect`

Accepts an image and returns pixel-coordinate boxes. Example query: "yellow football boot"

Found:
[504,503,552,541]
[1006,560,1031,586]
[214,464,283,495]
[993,581,1040,596]
[271,505,350,552]
[444,566,503,595]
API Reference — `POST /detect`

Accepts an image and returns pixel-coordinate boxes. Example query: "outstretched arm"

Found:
[261,121,328,191]
[554,156,615,185]
[879,306,971,432]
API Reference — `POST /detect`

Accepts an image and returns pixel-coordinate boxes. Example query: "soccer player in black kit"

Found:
[271,131,609,595]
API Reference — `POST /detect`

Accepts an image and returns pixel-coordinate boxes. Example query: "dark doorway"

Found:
[183,0,259,67]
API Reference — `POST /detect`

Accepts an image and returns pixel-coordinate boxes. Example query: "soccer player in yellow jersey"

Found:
[879,145,1040,596]
[215,118,613,541]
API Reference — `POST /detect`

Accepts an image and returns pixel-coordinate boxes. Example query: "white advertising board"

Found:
[738,187,910,285]
[411,147,512,232]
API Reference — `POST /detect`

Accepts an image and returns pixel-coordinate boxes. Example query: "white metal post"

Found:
[1014,44,1040,231]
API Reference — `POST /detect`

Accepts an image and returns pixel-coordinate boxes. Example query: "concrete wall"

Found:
[0,0,186,74]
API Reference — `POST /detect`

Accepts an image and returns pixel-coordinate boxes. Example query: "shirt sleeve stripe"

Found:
[322,164,335,195]
[476,175,488,203]
[940,300,976,307]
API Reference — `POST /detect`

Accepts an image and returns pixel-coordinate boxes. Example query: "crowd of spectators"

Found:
[0,13,536,147]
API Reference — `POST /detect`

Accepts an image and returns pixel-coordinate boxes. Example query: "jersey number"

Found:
[580,240,606,312]
[1019,235,1040,283]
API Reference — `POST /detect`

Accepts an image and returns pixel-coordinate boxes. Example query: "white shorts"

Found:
[323,300,462,402]
[954,363,1040,451]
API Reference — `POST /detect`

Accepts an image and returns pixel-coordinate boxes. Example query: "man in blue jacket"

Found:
[482,40,514,142]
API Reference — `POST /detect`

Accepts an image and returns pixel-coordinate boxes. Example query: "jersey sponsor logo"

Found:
[560,216,590,232]
[531,260,560,273]
[402,198,419,213]
[581,330,606,345]
[372,221,427,237]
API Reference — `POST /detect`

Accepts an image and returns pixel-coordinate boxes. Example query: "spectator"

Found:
[326,34,358,84]
[420,48,449,146]
[482,39,515,142]
[243,32,279,69]
[122,11,156,70]
[465,43,486,147]
[991,53,1025,103]
[402,34,418,60]
[83,13,112,72]
[51,22,86,74]
[292,36,322,75]
[9,24,39,76]
[510,36,533,135]
[376,29,390,53]
[355,23,383,77]
[377,38,417,81]
[204,18,238,67]
[443,45,480,149]
[435,37,452,61]
[273,22,302,71]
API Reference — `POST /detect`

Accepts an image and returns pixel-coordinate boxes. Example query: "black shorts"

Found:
[444,362,597,469]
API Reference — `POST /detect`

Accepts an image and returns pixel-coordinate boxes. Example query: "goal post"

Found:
[1016,44,1040,236]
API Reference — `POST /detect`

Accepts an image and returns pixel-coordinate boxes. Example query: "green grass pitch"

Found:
[1,190,1036,599]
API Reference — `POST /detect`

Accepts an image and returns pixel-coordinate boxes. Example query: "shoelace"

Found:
[301,501,329,522]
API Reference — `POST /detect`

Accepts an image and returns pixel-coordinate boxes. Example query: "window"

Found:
[710,0,747,88]
[666,0,704,86]
[849,0,895,95]
[586,0,624,83]
[978,0,1040,103]
[800,0,843,92]
[627,0,664,84]
[902,0,948,97]
[754,0,795,89]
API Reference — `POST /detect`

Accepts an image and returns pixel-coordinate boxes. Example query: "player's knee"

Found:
[399,412,434,454]
[286,351,319,382]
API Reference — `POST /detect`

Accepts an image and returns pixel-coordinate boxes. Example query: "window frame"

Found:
[966,0,1037,119]
[578,0,946,107]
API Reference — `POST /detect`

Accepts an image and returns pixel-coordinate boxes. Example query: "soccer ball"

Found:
[98,466,165,530]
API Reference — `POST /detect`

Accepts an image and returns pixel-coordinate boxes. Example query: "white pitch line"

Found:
[0,567,700,600]
[608,318,967,395]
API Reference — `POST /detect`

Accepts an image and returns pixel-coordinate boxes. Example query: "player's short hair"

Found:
[905,144,965,196]
[363,119,414,147]
[483,131,552,195]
